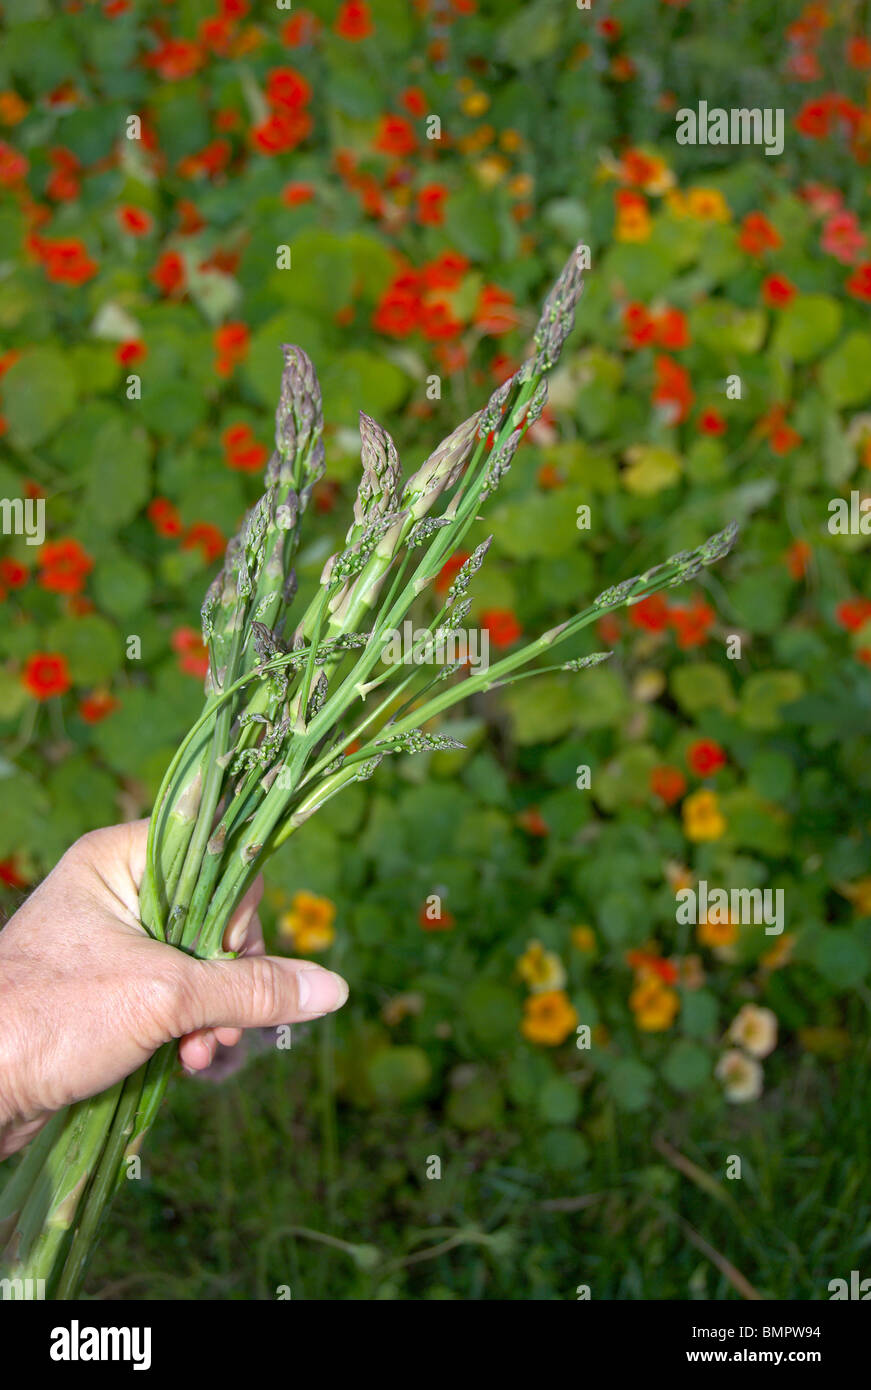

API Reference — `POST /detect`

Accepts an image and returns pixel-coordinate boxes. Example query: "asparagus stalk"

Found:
[0,242,739,1297]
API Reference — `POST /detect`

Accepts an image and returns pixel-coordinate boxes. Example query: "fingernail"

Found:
[296,965,349,1015]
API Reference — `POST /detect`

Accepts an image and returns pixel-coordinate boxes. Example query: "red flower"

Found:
[687,738,726,777]
[517,807,549,836]
[0,140,28,186]
[143,38,203,81]
[762,274,796,307]
[821,210,866,265]
[836,598,871,632]
[117,205,152,236]
[116,339,147,366]
[597,17,621,39]
[79,690,119,723]
[266,67,312,110]
[177,199,205,235]
[251,108,312,154]
[214,320,250,377]
[475,284,519,335]
[481,607,522,647]
[38,538,93,594]
[22,652,71,700]
[739,212,782,256]
[629,594,670,632]
[669,596,715,649]
[0,557,28,590]
[0,856,28,889]
[623,302,657,348]
[172,627,209,679]
[416,183,448,226]
[151,250,186,295]
[423,252,469,290]
[182,522,225,563]
[401,87,427,117]
[847,36,871,69]
[335,0,373,40]
[282,10,321,47]
[419,901,455,931]
[373,284,421,337]
[435,551,469,595]
[795,98,832,139]
[281,181,315,206]
[421,300,463,340]
[650,765,686,805]
[36,237,99,286]
[375,113,416,157]
[847,263,871,302]
[655,307,690,350]
[626,949,679,985]
[597,613,621,644]
[46,148,81,201]
[698,408,726,435]
[222,423,268,473]
[785,540,811,579]
[148,497,183,538]
[652,355,693,424]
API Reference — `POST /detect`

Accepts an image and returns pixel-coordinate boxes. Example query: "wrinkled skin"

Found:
[0,820,348,1157]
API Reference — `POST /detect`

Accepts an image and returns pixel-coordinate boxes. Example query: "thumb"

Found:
[173,954,349,1035]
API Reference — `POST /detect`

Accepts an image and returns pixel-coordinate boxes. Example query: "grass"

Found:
[80,1032,871,1301]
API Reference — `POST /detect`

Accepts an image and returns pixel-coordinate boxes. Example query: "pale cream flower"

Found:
[716,1049,763,1103]
[727,1004,778,1058]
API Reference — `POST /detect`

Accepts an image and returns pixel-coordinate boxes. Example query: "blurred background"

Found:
[1,0,871,1299]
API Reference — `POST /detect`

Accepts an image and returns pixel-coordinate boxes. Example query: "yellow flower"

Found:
[277,890,336,954]
[629,974,680,1032]
[727,1004,777,1059]
[760,933,795,971]
[665,189,689,218]
[840,877,871,916]
[521,990,579,1046]
[682,789,726,842]
[571,924,597,953]
[615,192,651,243]
[0,91,28,126]
[517,939,566,992]
[462,91,490,118]
[715,1049,763,1103]
[697,913,738,949]
[686,186,731,222]
[474,154,509,188]
[457,124,494,155]
[508,172,534,198]
[499,128,524,153]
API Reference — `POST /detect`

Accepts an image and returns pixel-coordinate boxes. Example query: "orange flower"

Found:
[375,113,416,157]
[521,990,579,1046]
[278,890,337,953]
[652,354,693,423]
[629,974,679,1031]
[651,765,687,806]
[481,607,522,647]
[222,422,268,473]
[213,321,250,377]
[739,211,782,256]
[172,627,209,679]
[615,189,651,242]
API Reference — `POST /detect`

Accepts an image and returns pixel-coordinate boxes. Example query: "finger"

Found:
[178,955,349,1035]
[214,1026,243,1046]
[222,876,264,954]
[179,1028,218,1071]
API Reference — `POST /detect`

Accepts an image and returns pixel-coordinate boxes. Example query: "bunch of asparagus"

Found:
[0,243,737,1296]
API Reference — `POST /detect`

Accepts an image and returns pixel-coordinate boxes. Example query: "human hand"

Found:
[0,820,349,1157]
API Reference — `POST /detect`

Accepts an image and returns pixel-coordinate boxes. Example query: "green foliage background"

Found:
[1,0,870,1299]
